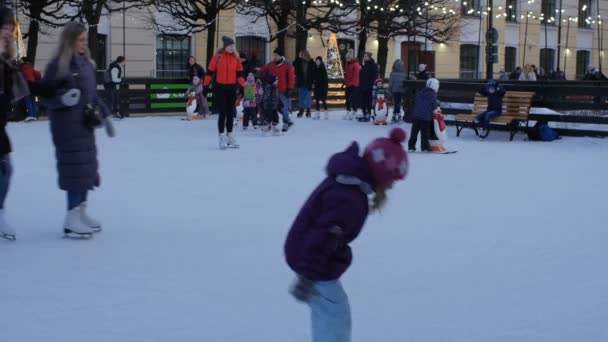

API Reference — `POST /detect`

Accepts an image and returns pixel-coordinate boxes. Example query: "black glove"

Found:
[290,276,318,302]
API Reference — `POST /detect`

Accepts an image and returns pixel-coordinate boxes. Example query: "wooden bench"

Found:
[454,91,535,141]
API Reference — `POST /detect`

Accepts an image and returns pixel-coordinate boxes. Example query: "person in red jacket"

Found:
[259,48,295,132]
[20,56,42,122]
[204,36,245,149]
[343,49,360,120]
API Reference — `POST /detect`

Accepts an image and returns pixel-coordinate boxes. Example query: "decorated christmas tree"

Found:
[325,33,343,79]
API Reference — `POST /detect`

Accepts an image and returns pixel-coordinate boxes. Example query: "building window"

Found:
[576,50,591,79]
[236,36,267,64]
[541,0,556,25]
[461,0,479,16]
[156,35,191,79]
[540,48,556,73]
[578,0,592,28]
[460,44,479,79]
[506,0,518,22]
[504,47,517,73]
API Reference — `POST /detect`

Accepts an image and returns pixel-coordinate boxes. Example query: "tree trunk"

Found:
[26,18,40,64]
[206,20,217,67]
[88,27,99,67]
[295,3,307,54]
[377,36,389,78]
[277,16,288,57]
[357,29,367,61]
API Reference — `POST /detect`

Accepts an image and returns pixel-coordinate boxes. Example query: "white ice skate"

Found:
[219,134,228,150]
[343,111,351,120]
[0,210,16,241]
[64,207,94,238]
[323,110,329,120]
[271,124,282,136]
[226,133,240,149]
[313,110,321,120]
[79,202,101,232]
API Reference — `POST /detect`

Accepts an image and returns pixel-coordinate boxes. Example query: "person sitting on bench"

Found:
[477,80,506,137]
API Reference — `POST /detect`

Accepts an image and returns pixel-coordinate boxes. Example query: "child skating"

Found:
[284,128,409,342]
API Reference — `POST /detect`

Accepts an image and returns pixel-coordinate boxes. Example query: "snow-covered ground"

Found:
[1,114,607,342]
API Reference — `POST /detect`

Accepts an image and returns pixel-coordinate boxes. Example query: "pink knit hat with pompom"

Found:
[363,128,409,188]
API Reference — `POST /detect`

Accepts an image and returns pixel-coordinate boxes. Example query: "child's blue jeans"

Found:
[308,280,351,342]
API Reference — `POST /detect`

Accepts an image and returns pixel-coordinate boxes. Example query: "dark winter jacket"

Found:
[417,69,430,80]
[479,84,506,114]
[389,71,407,94]
[359,59,378,92]
[0,58,15,156]
[284,142,372,281]
[413,87,437,121]
[344,59,361,87]
[263,82,279,112]
[312,63,328,101]
[187,62,205,81]
[41,55,110,192]
[294,57,315,90]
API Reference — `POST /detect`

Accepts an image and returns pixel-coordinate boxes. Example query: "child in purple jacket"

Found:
[284,128,409,342]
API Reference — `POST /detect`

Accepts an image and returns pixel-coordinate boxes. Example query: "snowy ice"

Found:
[1,114,607,342]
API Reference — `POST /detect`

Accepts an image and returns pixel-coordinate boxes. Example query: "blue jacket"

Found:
[479,85,506,114]
[413,87,437,121]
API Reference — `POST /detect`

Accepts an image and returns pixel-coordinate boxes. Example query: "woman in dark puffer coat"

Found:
[41,22,112,238]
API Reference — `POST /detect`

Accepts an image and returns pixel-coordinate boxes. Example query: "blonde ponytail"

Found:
[372,187,388,212]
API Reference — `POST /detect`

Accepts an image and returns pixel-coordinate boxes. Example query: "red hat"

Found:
[363,128,409,188]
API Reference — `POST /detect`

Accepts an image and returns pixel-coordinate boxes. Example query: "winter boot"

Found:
[0,210,15,241]
[297,108,304,118]
[64,207,94,238]
[282,122,293,132]
[226,133,240,148]
[305,108,311,118]
[219,133,228,150]
[79,202,101,232]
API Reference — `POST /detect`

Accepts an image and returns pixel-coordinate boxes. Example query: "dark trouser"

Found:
[476,110,500,129]
[0,155,12,210]
[67,191,88,210]
[408,119,432,151]
[393,93,403,114]
[243,107,257,127]
[345,87,358,112]
[214,85,237,134]
[315,99,327,111]
[265,109,279,125]
[105,84,121,115]
[360,89,373,115]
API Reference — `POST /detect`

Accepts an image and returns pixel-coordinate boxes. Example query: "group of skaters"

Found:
[183,37,333,149]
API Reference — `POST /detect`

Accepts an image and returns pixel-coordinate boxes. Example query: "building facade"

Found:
[21,0,608,80]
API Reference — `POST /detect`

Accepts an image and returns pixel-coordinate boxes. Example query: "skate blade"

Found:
[1,233,16,241]
[63,229,93,239]
[91,226,102,233]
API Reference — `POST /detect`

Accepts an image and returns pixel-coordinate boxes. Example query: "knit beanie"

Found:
[426,78,440,93]
[363,128,409,188]
[222,36,235,48]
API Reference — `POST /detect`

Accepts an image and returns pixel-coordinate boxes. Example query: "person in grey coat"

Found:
[41,22,113,238]
[388,59,407,123]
